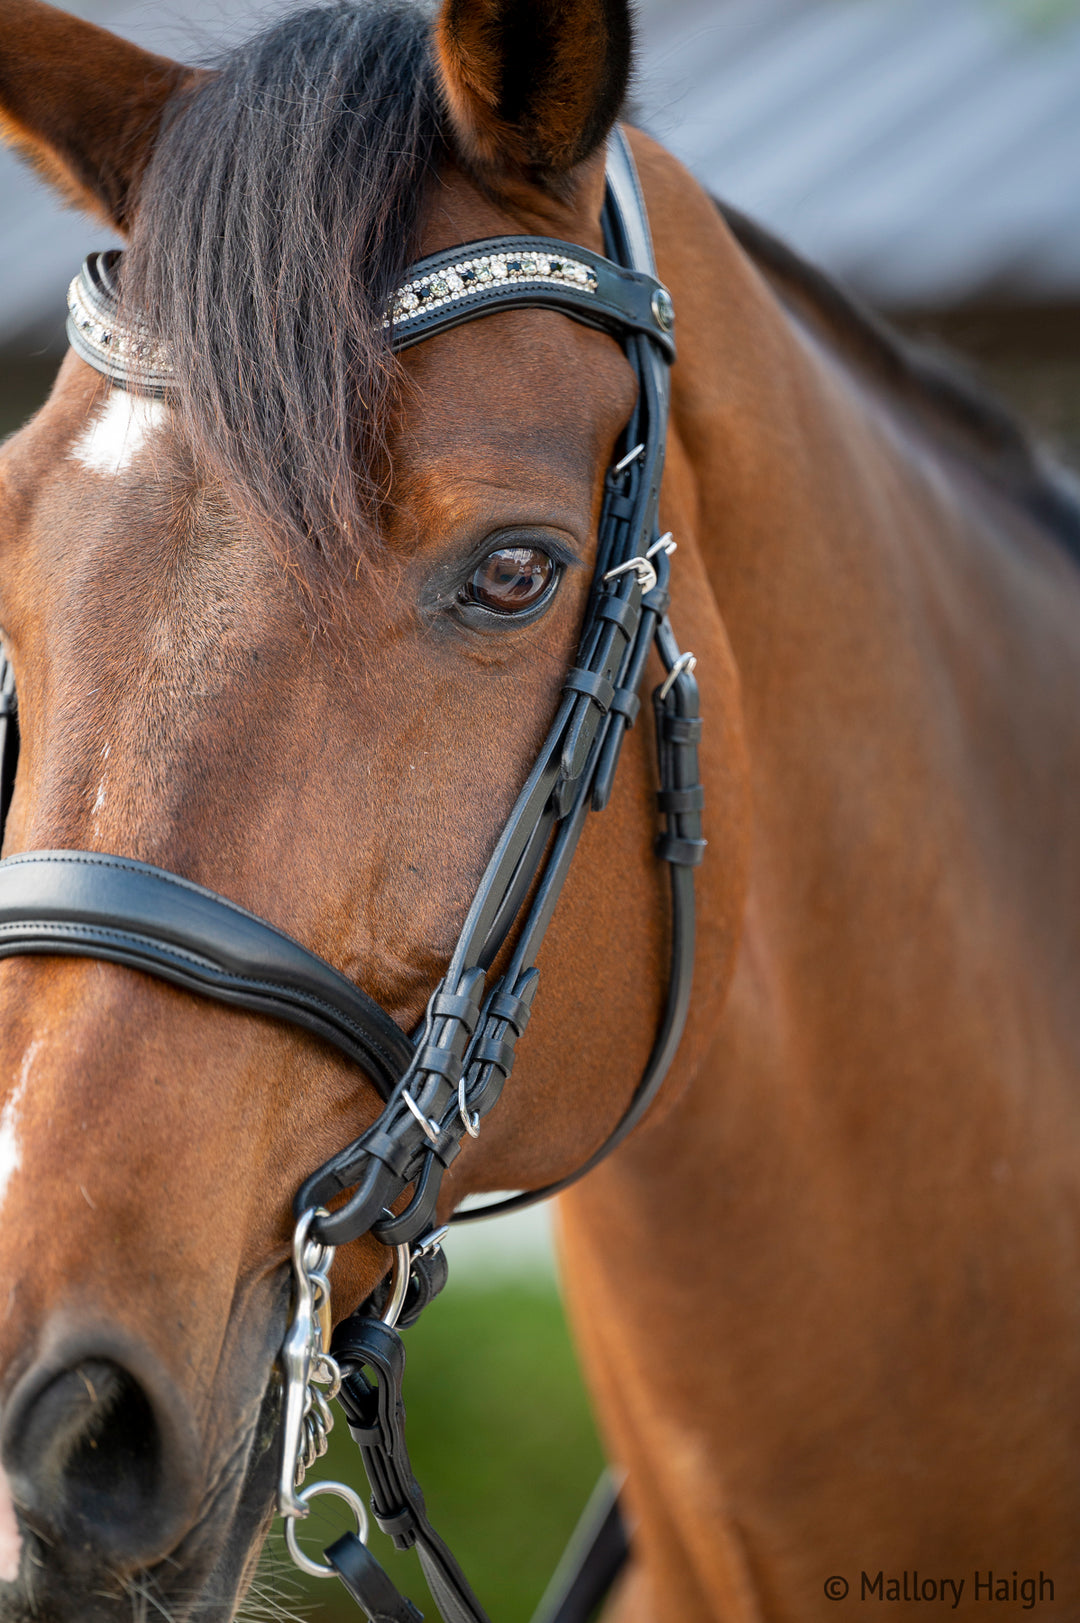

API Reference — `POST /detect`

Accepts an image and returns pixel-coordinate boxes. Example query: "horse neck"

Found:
[592,142,1080,1203]
[557,141,1080,1615]
[654,155,1080,1065]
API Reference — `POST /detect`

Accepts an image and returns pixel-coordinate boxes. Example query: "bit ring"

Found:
[284,1480,370,1576]
[380,1243,413,1329]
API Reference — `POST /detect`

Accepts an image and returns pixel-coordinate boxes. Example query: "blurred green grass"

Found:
[260,1280,605,1623]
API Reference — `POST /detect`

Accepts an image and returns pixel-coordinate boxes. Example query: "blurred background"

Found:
[3,0,1080,1618]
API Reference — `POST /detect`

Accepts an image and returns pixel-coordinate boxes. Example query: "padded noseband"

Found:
[0,852,413,1097]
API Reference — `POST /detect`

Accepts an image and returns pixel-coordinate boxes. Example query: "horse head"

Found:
[0,2,749,1617]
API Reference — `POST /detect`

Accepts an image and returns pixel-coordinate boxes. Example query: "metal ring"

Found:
[658,651,697,701]
[401,1087,441,1145]
[612,441,645,474]
[458,1077,481,1139]
[295,1206,335,1279]
[312,1352,342,1401]
[381,1243,412,1329]
[284,1480,370,1577]
[603,556,658,591]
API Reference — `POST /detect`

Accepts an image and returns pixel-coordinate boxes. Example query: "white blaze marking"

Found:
[0,1041,38,1212]
[90,781,107,835]
[0,1044,39,1583]
[0,1465,19,1584]
[91,745,111,833]
[71,391,167,477]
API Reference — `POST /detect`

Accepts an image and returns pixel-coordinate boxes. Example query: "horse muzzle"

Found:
[1,1321,201,1573]
[0,1306,284,1623]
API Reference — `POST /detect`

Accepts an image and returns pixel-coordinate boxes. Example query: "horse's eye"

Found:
[465,546,556,615]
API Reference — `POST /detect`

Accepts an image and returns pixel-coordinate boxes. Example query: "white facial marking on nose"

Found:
[0,1464,20,1584]
[91,743,112,833]
[0,1045,38,1580]
[71,389,167,477]
[0,1040,41,1213]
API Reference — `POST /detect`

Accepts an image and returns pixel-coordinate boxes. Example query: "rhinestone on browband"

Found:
[66,251,173,395]
[65,244,610,392]
[388,250,598,332]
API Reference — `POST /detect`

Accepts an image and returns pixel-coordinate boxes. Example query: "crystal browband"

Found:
[65,231,674,393]
[389,248,597,326]
[66,250,173,396]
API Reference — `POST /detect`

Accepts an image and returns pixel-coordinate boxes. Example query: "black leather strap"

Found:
[452,640,702,1224]
[331,1316,494,1623]
[0,852,413,1099]
[530,1471,630,1623]
[0,654,16,835]
[327,1324,630,1623]
[326,1534,424,1623]
[388,236,675,362]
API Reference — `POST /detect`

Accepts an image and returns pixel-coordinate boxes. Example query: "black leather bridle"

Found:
[0,130,703,1623]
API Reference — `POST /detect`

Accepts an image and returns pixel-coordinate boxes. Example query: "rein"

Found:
[0,130,703,1623]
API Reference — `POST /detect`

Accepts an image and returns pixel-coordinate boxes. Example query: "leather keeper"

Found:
[595,594,639,638]
[655,833,707,867]
[657,784,705,814]
[472,1036,517,1077]
[372,1508,415,1541]
[360,1129,416,1178]
[415,1043,464,1083]
[603,492,636,521]
[486,991,533,1034]
[430,991,481,1031]
[610,687,641,726]
[563,667,615,713]
[660,713,702,744]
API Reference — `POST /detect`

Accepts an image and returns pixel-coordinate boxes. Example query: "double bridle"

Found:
[0,131,704,1623]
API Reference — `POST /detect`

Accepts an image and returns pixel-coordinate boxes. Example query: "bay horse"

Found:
[2,0,1080,1619]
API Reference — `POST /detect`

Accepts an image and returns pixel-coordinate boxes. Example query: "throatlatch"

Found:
[0,128,702,1623]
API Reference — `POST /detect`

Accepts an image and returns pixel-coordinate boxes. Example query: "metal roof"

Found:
[2,0,1080,348]
[632,0,1080,308]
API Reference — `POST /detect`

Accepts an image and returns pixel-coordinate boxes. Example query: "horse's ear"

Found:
[0,0,197,231]
[434,0,631,186]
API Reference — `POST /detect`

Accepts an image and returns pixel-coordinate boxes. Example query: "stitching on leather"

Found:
[0,917,404,1076]
[0,851,393,1016]
[2,852,288,929]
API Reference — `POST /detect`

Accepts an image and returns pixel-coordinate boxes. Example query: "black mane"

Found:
[718,200,1080,559]
[124,1,444,615]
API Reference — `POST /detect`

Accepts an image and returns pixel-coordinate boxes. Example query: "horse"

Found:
[2,0,1080,1618]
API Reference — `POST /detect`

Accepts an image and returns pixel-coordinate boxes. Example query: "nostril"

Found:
[3,1343,199,1569]
[27,1359,162,1532]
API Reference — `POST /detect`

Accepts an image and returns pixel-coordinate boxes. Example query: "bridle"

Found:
[0,130,703,1623]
